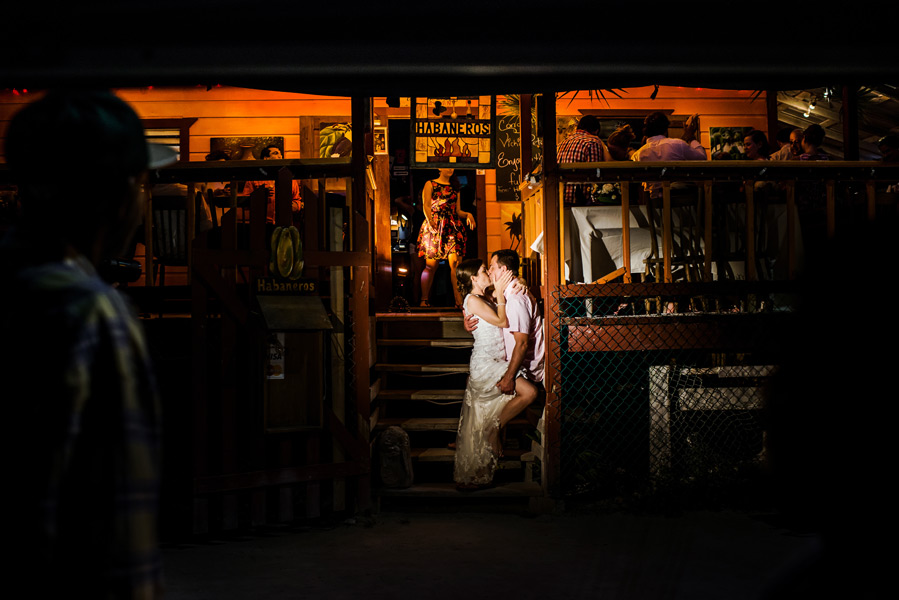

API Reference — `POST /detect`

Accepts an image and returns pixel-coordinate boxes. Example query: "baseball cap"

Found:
[6,89,177,181]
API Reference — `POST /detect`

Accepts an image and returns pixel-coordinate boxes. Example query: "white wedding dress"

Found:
[453,293,515,486]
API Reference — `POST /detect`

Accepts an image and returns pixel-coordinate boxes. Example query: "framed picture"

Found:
[210,136,284,161]
[709,126,753,160]
[374,126,388,155]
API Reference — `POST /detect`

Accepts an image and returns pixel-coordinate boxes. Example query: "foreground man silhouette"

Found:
[1,90,176,598]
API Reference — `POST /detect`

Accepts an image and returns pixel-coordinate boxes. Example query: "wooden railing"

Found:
[521,160,899,286]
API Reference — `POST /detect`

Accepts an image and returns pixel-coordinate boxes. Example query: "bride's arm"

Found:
[465,296,507,328]
[465,272,513,327]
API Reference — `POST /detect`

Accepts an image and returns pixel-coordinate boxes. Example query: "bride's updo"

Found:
[455,258,484,298]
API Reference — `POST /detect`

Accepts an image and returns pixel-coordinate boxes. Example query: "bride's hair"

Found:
[456,258,484,297]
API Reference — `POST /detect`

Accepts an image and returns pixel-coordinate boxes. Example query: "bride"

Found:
[453,258,537,490]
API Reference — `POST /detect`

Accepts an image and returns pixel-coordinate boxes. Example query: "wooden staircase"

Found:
[371,308,544,508]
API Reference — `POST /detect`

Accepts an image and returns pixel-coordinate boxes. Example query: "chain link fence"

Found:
[550,281,798,508]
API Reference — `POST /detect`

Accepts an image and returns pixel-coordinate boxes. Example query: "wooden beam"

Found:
[842,85,860,161]
[276,166,292,226]
[476,172,488,260]
[621,183,632,283]
[786,180,797,279]
[703,182,713,281]
[351,97,370,253]
[351,96,373,512]
[826,180,836,239]
[662,182,672,283]
[540,90,561,497]
[745,182,756,281]
[519,94,533,177]
[373,154,392,312]
[765,90,778,141]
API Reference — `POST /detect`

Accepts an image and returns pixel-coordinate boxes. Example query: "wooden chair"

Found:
[643,184,705,284]
[150,195,189,287]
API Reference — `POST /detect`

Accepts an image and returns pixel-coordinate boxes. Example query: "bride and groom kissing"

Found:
[453,249,545,490]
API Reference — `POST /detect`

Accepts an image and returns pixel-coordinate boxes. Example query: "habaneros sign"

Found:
[411,96,496,169]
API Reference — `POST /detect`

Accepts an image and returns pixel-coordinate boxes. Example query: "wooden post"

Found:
[350,96,372,512]
[867,180,876,222]
[703,182,713,280]
[766,90,779,143]
[745,182,756,281]
[520,94,533,178]
[476,173,488,260]
[186,182,196,284]
[842,85,860,161]
[144,193,154,286]
[191,242,210,534]
[540,91,562,496]
[662,182,672,283]
[826,180,836,239]
[372,154,392,312]
[275,166,292,227]
[786,180,797,279]
[299,116,321,254]
[621,183,632,283]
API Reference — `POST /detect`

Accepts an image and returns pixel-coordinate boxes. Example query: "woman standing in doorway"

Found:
[417,168,475,308]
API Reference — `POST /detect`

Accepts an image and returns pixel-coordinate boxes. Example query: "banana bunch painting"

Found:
[270,226,304,280]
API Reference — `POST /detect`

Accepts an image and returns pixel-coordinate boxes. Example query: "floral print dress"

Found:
[417,181,466,260]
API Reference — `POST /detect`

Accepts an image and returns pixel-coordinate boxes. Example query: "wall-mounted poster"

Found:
[709,127,753,160]
[319,123,352,158]
[411,96,495,168]
[374,126,388,155]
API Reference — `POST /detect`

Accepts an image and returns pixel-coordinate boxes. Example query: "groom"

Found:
[465,249,545,422]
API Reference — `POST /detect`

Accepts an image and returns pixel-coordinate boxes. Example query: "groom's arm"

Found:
[497,293,532,394]
[498,332,528,394]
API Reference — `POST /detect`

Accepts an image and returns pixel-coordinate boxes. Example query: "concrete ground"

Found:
[160,505,818,599]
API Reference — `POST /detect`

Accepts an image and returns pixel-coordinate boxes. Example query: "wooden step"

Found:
[411,447,457,461]
[376,312,463,321]
[374,417,531,432]
[377,481,543,498]
[411,447,535,467]
[377,339,473,348]
[376,389,465,402]
[374,363,469,374]
[375,417,459,432]
[376,312,470,341]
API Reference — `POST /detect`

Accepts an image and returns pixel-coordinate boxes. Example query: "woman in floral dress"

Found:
[418,168,475,307]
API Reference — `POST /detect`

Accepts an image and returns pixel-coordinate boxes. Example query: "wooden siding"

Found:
[1,86,768,262]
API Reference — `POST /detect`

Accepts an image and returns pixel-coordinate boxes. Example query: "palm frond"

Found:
[556,88,629,107]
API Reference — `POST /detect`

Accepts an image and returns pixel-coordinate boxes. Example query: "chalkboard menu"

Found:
[495,115,543,202]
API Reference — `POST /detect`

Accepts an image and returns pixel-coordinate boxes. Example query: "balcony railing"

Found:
[522,160,899,287]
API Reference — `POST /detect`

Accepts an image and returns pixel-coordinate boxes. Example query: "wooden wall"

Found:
[0,86,352,162]
[1,85,767,261]
[119,86,352,161]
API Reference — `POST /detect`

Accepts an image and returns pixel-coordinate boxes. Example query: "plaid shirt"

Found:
[557,129,604,204]
[2,231,163,598]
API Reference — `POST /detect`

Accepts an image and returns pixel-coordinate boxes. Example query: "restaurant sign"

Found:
[411,96,495,168]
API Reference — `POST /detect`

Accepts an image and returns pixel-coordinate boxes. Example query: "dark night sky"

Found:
[2,2,897,95]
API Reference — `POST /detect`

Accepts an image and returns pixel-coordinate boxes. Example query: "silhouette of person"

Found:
[1,89,176,598]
